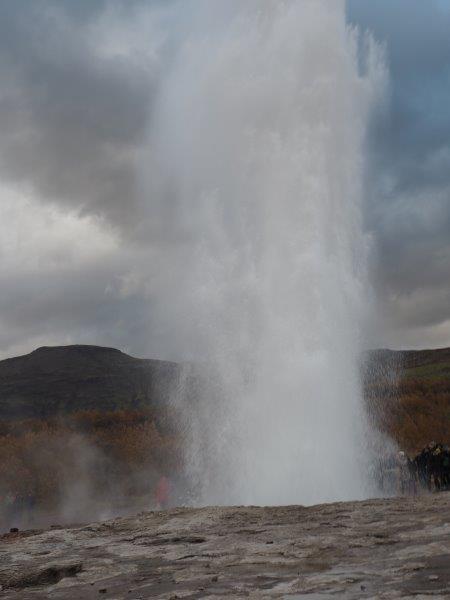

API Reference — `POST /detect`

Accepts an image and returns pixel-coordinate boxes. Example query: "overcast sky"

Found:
[0,0,449,359]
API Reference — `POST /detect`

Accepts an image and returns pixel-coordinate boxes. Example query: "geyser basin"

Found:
[143,0,386,506]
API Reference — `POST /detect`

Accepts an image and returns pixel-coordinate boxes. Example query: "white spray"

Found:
[142,0,386,505]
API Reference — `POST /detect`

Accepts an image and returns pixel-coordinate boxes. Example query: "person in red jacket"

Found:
[155,475,170,509]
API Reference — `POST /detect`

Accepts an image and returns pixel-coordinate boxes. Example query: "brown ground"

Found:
[1,492,450,599]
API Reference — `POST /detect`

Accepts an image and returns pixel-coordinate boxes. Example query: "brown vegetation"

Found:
[1,345,449,529]
[367,380,450,454]
[365,349,450,454]
[0,409,180,528]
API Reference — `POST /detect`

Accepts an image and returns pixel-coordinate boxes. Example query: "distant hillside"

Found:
[0,344,449,452]
[368,346,450,379]
[365,347,450,452]
[0,343,447,529]
[0,345,181,420]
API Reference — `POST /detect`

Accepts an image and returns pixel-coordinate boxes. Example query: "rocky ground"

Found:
[1,493,450,599]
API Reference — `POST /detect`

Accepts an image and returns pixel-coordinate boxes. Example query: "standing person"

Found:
[155,475,170,510]
[431,444,444,491]
[407,455,418,496]
[397,451,409,496]
[442,446,450,490]
[426,442,437,491]
[415,448,428,490]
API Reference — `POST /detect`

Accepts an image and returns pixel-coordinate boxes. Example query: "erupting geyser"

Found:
[143,0,386,505]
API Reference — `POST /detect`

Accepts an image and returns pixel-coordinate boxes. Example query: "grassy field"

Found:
[366,348,450,454]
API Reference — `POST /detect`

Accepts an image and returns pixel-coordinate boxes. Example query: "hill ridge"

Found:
[0,344,180,420]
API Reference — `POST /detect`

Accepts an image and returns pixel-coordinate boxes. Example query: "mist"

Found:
[0,410,180,532]
[137,0,387,505]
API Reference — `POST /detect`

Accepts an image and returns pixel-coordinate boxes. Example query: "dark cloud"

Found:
[0,1,448,358]
[0,0,161,229]
[348,0,450,347]
[0,0,187,359]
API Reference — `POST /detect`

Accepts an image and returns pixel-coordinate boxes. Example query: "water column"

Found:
[143,0,386,505]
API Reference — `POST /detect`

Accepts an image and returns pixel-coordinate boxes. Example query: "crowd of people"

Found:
[397,442,450,495]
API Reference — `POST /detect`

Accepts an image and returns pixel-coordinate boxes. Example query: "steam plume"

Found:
[142,0,386,505]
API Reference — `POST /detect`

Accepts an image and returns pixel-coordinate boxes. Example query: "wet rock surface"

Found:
[0,494,449,599]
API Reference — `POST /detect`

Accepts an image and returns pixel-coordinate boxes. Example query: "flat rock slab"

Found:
[1,494,450,599]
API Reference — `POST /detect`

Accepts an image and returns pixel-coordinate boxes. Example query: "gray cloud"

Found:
[0,1,448,358]
[348,0,450,348]
[0,1,164,229]
[0,1,166,358]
